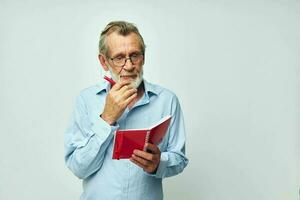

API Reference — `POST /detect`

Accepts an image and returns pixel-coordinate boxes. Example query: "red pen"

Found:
[104,75,116,86]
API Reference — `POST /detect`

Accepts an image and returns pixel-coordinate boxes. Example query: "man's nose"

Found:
[122,58,134,71]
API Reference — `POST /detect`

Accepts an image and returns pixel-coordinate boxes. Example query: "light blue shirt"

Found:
[64,79,188,200]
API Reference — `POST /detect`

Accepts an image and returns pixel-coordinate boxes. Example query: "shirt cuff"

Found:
[91,115,119,141]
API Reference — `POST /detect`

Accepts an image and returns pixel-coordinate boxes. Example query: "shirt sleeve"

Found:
[147,95,189,179]
[64,94,118,179]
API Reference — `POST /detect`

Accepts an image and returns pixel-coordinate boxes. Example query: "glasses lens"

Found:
[113,57,125,67]
[131,55,138,63]
[111,54,143,67]
[131,54,143,64]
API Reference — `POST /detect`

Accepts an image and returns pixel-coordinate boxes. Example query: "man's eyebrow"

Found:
[130,51,141,55]
[111,50,141,58]
[111,52,125,58]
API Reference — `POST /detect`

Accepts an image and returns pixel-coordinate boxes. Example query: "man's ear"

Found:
[142,54,145,66]
[98,54,109,71]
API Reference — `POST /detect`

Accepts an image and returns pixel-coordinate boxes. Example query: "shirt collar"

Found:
[95,80,110,94]
[143,79,160,96]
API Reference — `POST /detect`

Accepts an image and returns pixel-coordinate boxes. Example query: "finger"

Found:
[119,85,135,95]
[122,88,137,100]
[133,149,154,161]
[111,80,131,91]
[144,143,160,154]
[131,154,152,166]
[123,92,137,105]
[130,157,147,169]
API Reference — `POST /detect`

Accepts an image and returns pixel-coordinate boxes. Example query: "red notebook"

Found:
[112,115,172,160]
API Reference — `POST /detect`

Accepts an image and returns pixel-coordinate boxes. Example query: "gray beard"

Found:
[108,67,143,89]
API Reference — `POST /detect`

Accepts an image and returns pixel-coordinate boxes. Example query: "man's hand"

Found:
[130,143,161,174]
[101,81,137,125]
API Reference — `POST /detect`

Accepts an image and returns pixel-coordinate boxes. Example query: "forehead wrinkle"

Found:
[106,32,141,57]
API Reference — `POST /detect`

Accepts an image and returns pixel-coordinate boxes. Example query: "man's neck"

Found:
[128,81,145,109]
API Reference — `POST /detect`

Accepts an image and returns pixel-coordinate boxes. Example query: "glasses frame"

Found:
[108,52,144,67]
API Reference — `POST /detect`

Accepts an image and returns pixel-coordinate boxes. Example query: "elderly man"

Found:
[64,21,188,200]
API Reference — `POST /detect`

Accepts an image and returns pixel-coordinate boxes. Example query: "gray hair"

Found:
[99,21,146,57]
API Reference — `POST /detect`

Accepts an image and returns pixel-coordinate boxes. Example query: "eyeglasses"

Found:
[109,53,144,67]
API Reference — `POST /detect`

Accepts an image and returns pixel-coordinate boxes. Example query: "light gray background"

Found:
[0,0,299,199]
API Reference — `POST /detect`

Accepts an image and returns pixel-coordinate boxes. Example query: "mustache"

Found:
[119,74,138,77]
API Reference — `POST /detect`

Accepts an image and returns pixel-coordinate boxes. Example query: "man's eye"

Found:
[114,57,124,61]
[130,54,138,59]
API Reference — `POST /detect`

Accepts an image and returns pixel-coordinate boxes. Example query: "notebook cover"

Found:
[112,115,171,160]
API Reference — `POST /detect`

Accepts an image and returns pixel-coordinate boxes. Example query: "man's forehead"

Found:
[106,32,141,52]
